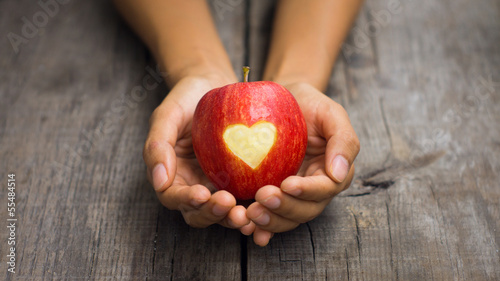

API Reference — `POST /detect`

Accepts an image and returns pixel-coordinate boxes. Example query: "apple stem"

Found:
[243,66,250,83]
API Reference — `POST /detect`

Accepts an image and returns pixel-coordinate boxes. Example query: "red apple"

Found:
[191,67,307,200]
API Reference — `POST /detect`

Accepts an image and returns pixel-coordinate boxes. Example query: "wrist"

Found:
[168,64,238,88]
[162,73,237,111]
[263,64,329,93]
[175,73,237,94]
[155,41,237,88]
[157,73,238,127]
[271,79,322,98]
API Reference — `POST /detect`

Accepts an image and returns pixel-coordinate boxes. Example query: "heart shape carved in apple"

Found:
[222,121,277,169]
[191,67,307,200]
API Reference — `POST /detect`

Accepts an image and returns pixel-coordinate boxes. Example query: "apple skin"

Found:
[191,81,307,200]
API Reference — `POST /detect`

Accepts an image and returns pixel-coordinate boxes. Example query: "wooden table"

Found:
[1,0,499,280]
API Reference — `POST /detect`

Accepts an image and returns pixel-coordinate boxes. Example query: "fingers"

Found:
[247,201,300,233]
[280,168,354,202]
[143,105,184,192]
[144,143,177,192]
[240,221,256,236]
[320,101,360,183]
[180,190,234,228]
[157,183,236,228]
[254,185,328,223]
[248,168,355,234]
[248,181,339,233]
[252,227,274,247]
[220,205,251,229]
[157,181,252,229]
[159,184,211,211]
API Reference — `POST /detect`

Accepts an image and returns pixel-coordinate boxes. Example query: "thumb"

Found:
[143,105,183,192]
[322,102,360,183]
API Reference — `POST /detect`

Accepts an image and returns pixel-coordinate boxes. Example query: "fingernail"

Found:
[228,218,247,228]
[262,196,281,209]
[190,199,204,208]
[190,187,210,208]
[282,186,301,196]
[212,204,230,216]
[152,163,168,191]
[240,224,254,236]
[252,211,270,226]
[227,219,237,228]
[331,155,349,182]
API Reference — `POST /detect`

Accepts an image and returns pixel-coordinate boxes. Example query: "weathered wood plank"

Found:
[0,0,168,278]
[208,0,247,78]
[0,0,245,279]
[247,0,276,80]
[246,0,500,280]
[1,0,499,280]
[169,0,247,280]
[364,0,500,279]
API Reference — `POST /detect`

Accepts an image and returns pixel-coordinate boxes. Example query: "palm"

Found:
[172,129,215,191]
[243,82,360,246]
[292,85,333,178]
[161,77,225,188]
[297,139,327,177]
[144,77,254,229]
[146,79,357,239]
[173,82,332,186]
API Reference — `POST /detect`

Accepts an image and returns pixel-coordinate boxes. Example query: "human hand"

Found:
[245,82,360,246]
[143,75,251,230]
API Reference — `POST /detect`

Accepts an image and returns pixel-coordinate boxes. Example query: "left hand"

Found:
[243,82,360,246]
[143,75,250,231]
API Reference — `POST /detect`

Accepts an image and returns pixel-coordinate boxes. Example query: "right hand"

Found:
[143,75,251,230]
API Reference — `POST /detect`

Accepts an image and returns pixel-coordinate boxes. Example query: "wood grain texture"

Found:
[0,0,244,280]
[246,0,500,280]
[0,0,499,280]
